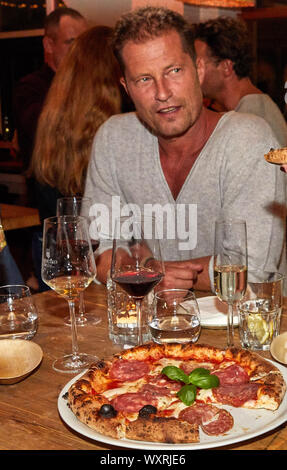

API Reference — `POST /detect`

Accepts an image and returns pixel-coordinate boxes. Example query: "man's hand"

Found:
[158,259,206,291]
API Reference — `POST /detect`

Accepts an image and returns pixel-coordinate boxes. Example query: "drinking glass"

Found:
[111,215,165,345]
[238,271,283,351]
[214,219,248,347]
[149,289,201,344]
[42,215,98,373]
[0,285,38,339]
[56,196,101,326]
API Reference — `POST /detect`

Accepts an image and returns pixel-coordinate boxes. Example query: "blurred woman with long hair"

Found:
[29,25,122,289]
[30,25,122,208]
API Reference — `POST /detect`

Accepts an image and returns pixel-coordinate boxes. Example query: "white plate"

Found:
[197,296,238,329]
[58,360,287,450]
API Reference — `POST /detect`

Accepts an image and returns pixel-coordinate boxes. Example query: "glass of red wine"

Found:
[111,215,165,345]
[56,196,101,326]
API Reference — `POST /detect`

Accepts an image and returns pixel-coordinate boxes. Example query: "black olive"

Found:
[98,404,117,418]
[138,405,157,418]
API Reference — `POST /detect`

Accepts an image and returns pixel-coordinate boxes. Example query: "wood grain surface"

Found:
[0,283,286,451]
[0,203,40,231]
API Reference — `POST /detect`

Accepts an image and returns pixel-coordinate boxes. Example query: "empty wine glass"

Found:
[42,215,98,373]
[56,196,101,326]
[214,218,248,347]
[111,215,165,345]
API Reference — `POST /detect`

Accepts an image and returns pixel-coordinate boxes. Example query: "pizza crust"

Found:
[264,147,287,165]
[126,415,199,443]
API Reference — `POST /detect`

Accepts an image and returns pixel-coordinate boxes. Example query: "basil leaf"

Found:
[191,374,220,389]
[188,368,211,382]
[177,384,197,406]
[161,366,189,384]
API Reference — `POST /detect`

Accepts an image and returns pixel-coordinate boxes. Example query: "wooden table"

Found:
[0,283,286,451]
[0,203,40,231]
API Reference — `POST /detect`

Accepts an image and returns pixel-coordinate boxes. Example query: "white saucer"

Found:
[197,296,238,329]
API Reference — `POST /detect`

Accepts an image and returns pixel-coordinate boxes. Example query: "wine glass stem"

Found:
[79,292,85,319]
[67,299,79,360]
[136,299,143,345]
[227,302,234,347]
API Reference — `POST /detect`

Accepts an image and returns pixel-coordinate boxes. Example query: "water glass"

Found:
[107,275,152,348]
[0,285,38,340]
[149,289,201,344]
[238,271,283,351]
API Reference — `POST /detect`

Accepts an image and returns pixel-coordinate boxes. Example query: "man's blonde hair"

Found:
[112,6,196,73]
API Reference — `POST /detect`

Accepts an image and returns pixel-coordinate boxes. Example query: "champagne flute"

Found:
[111,215,165,345]
[57,197,101,326]
[42,215,98,373]
[214,219,248,347]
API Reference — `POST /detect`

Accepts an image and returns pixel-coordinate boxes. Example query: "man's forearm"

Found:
[96,250,212,291]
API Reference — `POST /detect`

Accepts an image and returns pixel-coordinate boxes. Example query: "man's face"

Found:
[194,39,224,100]
[44,15,87,71]
[120,30,204,140]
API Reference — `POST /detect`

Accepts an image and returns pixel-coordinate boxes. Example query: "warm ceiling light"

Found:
[180,0,255,6]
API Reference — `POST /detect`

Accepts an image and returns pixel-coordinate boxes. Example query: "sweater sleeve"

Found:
[218,114,286,274]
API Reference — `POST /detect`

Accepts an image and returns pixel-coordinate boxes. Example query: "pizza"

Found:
[66,342,286,444]
[264,147,287,164]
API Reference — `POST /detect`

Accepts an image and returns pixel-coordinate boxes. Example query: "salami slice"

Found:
[140,383,172,397]
[109,359,150,382]
[179,403,217,425]
[201,409,234,436]
[179,403,233,436]
[147,374,182,392]
[111,392,157,413]
[212,364,249,385]
[212,382,260,407]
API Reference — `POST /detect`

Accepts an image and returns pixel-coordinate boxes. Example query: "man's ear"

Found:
[120,76,129,96]
[195,56,205,86]
[43,35,53,55]
[220,59,234,78]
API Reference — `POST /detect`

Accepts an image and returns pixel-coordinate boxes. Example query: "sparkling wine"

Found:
[113,269,163,298]
[46,275,94,299]
[214,264,247,303]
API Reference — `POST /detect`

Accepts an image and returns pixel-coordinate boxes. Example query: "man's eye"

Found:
[136,77,151,86]
[171,67,181,74]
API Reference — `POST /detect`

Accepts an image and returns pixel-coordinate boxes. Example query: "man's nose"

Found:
[155,77,172,102]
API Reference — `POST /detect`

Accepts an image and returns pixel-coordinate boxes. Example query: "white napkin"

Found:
[197,296,239,328]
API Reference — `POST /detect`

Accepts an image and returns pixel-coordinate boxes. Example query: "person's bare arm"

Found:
[96,251,212,292]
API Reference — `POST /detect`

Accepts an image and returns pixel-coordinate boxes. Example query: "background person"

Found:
[84,7,286,292]
[193,16,287,147]
[28,25,122,290]
[13,7,88,174]
[0,211,24,285]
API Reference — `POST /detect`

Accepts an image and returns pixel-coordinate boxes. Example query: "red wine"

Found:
[113,270,163,298]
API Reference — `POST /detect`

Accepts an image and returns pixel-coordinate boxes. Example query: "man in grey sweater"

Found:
[193,16,287,147]
[84,7,286,291]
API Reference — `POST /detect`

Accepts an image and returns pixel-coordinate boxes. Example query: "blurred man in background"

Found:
[194,16,287,147]
[13,7,87,172]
